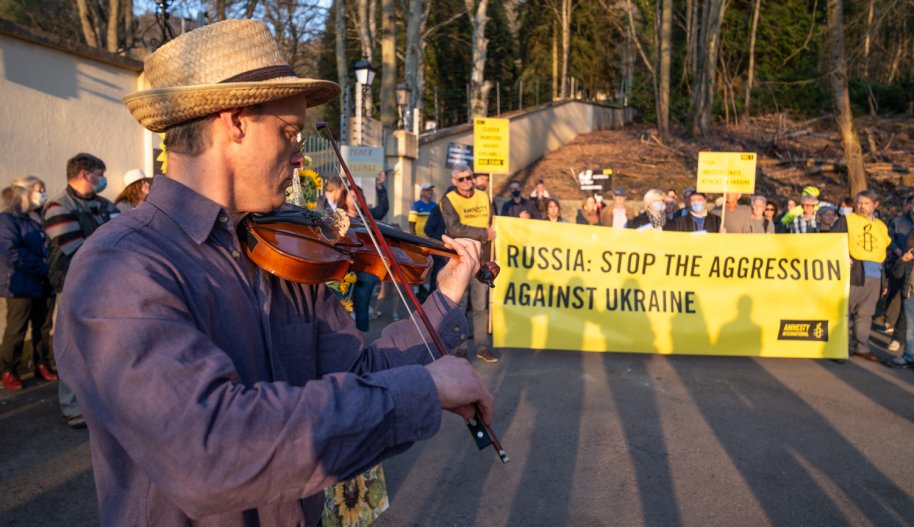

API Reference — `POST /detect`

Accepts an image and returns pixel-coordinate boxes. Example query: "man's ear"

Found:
[216,108,247,144]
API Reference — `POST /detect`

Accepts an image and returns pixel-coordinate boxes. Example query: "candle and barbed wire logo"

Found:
[857,224,875,253]
[778,320,829,341]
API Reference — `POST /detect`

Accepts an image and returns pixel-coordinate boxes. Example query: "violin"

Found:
[241,205,499,287]
[239,121,509,464]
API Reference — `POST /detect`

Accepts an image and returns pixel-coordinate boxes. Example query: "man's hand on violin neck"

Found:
[426,356,494,424]
[436,235,481,305]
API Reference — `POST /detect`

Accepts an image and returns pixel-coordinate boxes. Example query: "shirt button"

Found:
[460,334,467,341]
[219,214,228,223]
[453,325,461,333]
[231,249,240,259]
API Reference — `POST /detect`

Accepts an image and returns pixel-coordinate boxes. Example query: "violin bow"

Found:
[316,121,509,464]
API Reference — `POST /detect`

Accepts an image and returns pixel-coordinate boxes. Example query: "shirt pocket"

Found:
[272,321,317,386]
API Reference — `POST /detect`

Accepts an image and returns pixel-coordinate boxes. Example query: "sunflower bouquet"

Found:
[286,155,322,209]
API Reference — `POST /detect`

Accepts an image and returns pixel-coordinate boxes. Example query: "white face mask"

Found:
[839,207,853,215]
[651,201,665,212]
[595,195,603,203]
[30,191,47,208]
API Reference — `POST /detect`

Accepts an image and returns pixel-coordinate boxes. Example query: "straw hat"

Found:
[123,20,341,132]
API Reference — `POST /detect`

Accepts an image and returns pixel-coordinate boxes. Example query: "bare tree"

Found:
[356,0,376,116]
[743,0,761,119]
[379,0,397,129]
[689,0,727,136]
[403,0,427,132]
[826,0,867,195]
[335,0,350,139]
[77,0,100,47]
[655,0,672,136]
[466,0,491,118]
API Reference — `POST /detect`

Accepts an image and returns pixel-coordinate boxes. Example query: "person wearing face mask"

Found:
[500,179,539,219]
[0,176,57,391]
[629,189,668,231]
[664,192,721,233]
[43,153,118,428]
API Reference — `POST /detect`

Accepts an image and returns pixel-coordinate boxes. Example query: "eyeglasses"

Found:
[765,207,775,212]
[456,175,475,183]
[270,113,307,152]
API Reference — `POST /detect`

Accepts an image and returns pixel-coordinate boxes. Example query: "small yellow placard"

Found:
[602,169,613,175]
[473,118,510,174]
[696,152,757,194]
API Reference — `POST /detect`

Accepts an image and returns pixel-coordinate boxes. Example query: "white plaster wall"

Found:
[0,34,145,200]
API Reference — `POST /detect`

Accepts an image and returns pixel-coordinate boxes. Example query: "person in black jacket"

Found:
[664,192,721,233]
[0,176,57,391]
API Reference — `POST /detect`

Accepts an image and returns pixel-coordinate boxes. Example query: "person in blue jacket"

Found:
[0,176,57,391]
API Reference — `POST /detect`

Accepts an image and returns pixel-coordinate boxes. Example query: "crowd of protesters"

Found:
[433,175,908,368]
[0,154,151,428]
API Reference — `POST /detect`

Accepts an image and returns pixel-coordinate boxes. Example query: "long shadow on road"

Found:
[670,297,914,526]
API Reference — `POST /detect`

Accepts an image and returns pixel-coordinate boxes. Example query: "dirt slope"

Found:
[503,114,914,214]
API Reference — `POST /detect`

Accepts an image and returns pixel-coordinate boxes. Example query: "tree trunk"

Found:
[404,0,426,132]
[215,0,227,21]
[552,21,558,99]
[335,0,351,142]
[107,0,119,52]
[124,0,134,50]
[743,0,761,119]
[656,0,672,136]
[379,0,397,130]
[559,0,571,99]
[466,0,491,118]
[826,0,867,195]
[76,0,99,48]
[357,0,376,116]
[863,0,875,79]
[689,0,727,136]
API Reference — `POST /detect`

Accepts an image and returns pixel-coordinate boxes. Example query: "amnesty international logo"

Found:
[777,320,829,341]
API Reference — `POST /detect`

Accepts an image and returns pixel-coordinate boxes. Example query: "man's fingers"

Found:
[441,235,481,266]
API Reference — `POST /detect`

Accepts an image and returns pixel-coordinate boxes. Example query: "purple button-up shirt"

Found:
[54,175,467,526]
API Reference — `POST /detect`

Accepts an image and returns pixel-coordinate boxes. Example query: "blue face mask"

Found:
[651,201,665,212]
[691,201,705,213]
[92,175,107,194]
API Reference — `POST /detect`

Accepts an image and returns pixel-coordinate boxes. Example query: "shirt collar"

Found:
[146,176,224,245]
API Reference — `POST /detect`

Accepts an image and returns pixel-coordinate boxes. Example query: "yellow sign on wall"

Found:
[696,151,757,193]
[473,118,510,174]
[492,217,849,359]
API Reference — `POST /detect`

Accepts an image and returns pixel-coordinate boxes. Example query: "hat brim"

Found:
[123,78,341,133]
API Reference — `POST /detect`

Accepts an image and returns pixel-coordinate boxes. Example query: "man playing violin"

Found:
[52,20,494,527]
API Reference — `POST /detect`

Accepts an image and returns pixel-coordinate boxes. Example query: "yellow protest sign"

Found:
[492,217,849,359]
[696,151,757,193]
[473,118,510,174]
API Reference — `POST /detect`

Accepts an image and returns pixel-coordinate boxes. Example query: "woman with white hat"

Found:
[114,169,151,212]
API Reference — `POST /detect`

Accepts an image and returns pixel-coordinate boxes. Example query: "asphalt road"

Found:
[2,328,914,526]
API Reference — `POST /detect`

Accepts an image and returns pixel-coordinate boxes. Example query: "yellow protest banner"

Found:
[492,217,849,359]
[696,152,757,194]
[473,118,510,174]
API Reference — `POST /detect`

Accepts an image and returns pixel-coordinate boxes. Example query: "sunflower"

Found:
[339,298,354,312]
[337,272,357,294]
[334,476,367,526]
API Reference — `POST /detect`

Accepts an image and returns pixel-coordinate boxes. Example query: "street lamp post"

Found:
[395,82,412,130]
[353,59,376,146]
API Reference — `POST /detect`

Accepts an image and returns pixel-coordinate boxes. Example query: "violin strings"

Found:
[339,180,437,363]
